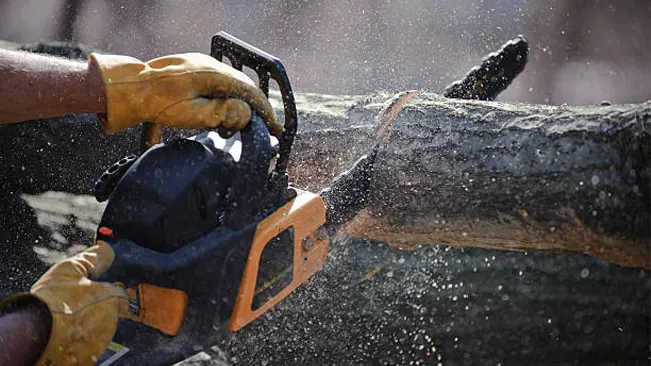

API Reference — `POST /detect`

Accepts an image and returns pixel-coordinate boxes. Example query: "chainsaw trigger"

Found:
[126,287,140,316]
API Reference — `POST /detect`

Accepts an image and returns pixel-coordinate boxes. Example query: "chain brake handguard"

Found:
[210,31,297,176]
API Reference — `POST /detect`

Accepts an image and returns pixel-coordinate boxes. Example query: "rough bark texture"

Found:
[285,91,651,269]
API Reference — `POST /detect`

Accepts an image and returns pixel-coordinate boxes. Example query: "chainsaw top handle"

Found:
[139,31,297,177]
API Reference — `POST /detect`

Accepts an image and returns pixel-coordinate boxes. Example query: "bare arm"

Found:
[0,48,106,123]
[0,301,51,366]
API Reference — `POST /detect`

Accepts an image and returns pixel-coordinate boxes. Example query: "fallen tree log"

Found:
[289,91,650,269]
[2,90,649,269]
[1,42,649,269]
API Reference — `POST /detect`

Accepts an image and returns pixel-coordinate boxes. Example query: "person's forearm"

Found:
[0,49,106,123]
[0,310,51,365]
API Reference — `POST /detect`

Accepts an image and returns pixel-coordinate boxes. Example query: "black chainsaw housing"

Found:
[96,115,277,252]
[96,139,233,252]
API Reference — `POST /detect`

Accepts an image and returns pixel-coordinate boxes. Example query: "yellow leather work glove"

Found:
[89,52,283,136]
[0,241,129,365]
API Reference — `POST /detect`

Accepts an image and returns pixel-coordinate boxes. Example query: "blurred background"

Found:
[0,0,649,105]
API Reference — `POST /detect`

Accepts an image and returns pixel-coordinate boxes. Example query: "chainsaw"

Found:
[91,31,377,365]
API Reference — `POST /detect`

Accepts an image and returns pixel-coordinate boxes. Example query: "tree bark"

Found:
[288,91,651,269]
[1,41,649,269]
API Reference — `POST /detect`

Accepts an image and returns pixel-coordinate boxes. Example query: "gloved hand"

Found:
[89,52,283,136]
[0,241,129,365]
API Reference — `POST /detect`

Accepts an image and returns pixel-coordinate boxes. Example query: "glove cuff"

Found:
[89,53,147,134]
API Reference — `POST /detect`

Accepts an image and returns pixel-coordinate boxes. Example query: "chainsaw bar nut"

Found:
[314,226,328,241]
[302,236,313,251]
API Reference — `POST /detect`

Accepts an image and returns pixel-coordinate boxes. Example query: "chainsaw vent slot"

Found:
[252,226,294,310]
[93,155,138,202]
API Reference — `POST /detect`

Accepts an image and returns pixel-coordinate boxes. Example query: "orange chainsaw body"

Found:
[230,189,328,331]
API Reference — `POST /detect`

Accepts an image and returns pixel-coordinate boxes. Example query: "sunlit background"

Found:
[1,0,649,105]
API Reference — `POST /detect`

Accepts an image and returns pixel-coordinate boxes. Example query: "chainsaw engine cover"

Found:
[97,115,278,253]
[98,138,232,253]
